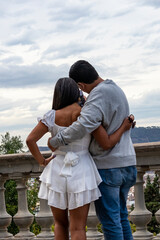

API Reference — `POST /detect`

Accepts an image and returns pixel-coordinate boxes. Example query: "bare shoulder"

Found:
[71,105,81,122]
[55,110,61,120]
[55,103,81,126]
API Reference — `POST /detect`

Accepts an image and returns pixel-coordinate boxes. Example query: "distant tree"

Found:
[0,132,23,154]
[5,180,19,235]
[27,179,41,235]
[130,174,160,235]
[144,174,160,235]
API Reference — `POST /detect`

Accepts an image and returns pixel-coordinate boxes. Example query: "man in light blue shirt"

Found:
[48,60,137,240]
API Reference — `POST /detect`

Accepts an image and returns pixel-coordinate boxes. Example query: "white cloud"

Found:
[42,42,94,60]
[141,0,160,8]
[0,0,160,145]
[0,63,69,87]
[128,89,160,126]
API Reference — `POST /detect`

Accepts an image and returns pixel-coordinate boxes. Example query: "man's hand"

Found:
[128,114,136,128]
[122,114,136,131]
[48,137,57,152]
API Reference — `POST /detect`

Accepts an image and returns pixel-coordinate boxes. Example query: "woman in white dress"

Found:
[26,77,134,240]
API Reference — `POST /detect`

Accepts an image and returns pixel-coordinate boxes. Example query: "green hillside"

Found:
[39,127,160,151]
[131,126,160,143]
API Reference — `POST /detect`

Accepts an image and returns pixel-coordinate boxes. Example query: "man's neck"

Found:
[89,77,104,92]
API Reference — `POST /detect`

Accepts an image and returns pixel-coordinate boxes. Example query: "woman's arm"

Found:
[26,122,53,166]
[92,117,134,150]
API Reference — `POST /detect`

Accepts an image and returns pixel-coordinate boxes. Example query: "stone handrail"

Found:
[130,142,160,240]
[0,142,160,239]
[0,151,102,240]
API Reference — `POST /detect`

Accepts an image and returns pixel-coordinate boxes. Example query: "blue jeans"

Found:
[95,166,137,240]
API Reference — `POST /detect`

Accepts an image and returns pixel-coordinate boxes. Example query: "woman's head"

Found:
[52,77,80,110]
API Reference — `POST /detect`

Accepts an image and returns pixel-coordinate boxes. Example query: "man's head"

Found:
[69,60,100,93]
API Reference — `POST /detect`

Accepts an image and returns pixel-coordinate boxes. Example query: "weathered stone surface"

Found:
[0,142,160,239]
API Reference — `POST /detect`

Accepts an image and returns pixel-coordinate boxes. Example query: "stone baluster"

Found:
[154,170,160,240]
[35,198,54,239]
[86,202,103,240]
[130,167,153,240]
[13,174,34,239]
[0,175,13,239]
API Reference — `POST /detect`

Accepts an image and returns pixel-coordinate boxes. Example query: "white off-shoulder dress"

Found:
[38,109,102,210]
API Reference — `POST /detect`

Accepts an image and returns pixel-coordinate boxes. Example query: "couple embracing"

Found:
[27,60,137,240]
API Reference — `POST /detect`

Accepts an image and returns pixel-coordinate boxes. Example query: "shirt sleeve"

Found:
[50,92,103,148]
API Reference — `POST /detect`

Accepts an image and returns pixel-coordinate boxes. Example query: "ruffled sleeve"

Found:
[37,109,55,133]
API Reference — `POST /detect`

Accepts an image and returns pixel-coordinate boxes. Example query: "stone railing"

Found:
[0,142,160,240]
[130,142,160,240]
[0,151,102,240]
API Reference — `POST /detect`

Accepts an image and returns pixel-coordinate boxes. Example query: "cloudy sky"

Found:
[0,0,160,147]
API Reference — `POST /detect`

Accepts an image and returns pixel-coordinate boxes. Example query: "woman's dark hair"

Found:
[69,60,99,84]
[52,77,80,110]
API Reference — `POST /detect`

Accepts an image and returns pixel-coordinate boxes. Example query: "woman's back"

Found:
[55,103,81,127]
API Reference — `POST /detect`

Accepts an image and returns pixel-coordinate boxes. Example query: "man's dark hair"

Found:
[52,77,80,110]
[69,60,99,84]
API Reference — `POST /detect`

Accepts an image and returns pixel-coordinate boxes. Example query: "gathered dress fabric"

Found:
[38,109,102,210]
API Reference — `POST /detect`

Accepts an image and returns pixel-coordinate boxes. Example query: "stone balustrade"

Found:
[129,142,160,240]
[0,142,160,240]
[0,151,102,240]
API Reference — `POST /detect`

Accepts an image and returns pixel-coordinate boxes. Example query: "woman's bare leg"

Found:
[50,206,69,240]
[69,204,90,240]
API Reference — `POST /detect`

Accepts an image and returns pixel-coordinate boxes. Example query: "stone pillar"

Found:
[86,202,103,240]
[130,168,153,240]
[154,170,160,240]
[13,174,34,239]
[35,199,54,239]
[0,175,13,239]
